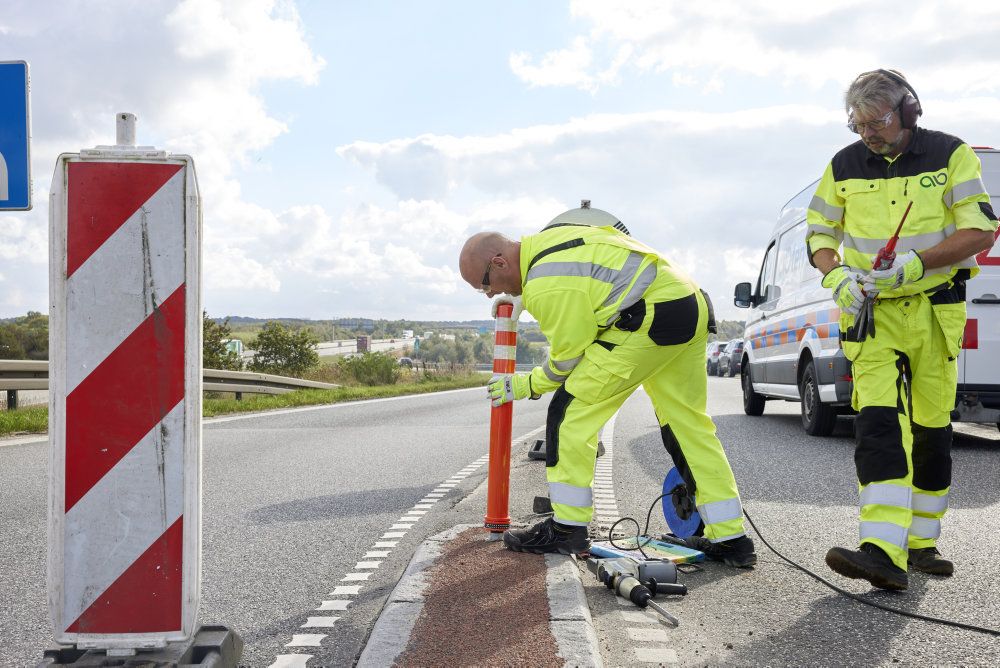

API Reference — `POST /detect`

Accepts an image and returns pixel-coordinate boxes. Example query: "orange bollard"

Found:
[484,302,516,540]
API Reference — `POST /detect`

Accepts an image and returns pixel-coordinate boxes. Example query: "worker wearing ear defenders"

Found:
[459,202,755,567]
[807,69,998,590]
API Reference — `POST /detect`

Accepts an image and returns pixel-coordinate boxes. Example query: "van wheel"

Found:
[800,363,837,436]
[742,365,765,416]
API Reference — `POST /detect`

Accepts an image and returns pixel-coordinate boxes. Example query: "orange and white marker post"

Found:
[484,302,516,540]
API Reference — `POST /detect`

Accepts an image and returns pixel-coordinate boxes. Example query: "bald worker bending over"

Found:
[458,202,755,566]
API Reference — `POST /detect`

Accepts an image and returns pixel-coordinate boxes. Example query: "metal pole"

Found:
[116,112,136,146]
[484,303,516,540]
[6,390,16,411]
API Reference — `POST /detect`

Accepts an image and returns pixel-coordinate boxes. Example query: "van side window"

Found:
[774,220,812,292]
[756,242,777,303]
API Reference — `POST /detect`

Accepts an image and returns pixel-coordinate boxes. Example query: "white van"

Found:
[733,147,1000,436]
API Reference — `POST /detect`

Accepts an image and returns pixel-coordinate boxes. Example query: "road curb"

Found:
[356,524,603,668]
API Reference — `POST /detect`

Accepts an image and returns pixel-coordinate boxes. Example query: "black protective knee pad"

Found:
[545,386,575,467]
[660,424,696,494]
[854,406,908,485]
[911,423,952,491]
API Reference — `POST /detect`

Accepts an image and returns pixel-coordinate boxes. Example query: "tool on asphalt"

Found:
[846,201,913,342]
[590,537,704,564]
[661,467,701,538]
[484,302,516,540]
[587,556,687,627]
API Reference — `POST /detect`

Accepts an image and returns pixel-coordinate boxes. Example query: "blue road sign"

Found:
[0,61,32,210]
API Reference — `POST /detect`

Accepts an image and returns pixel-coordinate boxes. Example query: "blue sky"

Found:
[2,1,1000,323]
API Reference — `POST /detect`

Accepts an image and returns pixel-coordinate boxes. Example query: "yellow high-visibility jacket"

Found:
[519,224,697,395]
[806,128,998,297]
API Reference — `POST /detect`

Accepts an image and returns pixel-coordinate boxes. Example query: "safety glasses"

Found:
[847,107,896,134]
[476,254,502,293]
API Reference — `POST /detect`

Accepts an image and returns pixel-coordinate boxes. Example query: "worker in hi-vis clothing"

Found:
[458,202,756,567]
[808,69,998,590]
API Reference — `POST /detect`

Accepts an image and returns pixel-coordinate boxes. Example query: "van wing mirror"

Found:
[734,282,753,308]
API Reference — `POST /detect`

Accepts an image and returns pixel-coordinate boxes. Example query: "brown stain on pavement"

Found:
[395,527,563,667]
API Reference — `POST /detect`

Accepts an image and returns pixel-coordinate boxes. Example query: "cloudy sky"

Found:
[2,0,1000,323]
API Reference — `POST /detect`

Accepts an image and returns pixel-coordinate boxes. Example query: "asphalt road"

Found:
[586,375,1000,667]
[2,377,998,667]
[0,387,549,667]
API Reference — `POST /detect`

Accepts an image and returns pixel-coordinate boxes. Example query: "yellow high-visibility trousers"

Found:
[841,292,959,570]
[545,292,746,542]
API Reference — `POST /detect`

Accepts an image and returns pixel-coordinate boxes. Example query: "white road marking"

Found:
[341,573,372,581]
[330,585,361,595]
[269,655,312,667]
[364,551,390,558]
[382,531,407,538]
[302,617,339,628]
[285,634,326,647]
[620,610,658,624]
[408,509,428,515]
[317,600,352,611]
[425,493,445,498]
[373,541,397,548]
[414,503,434,509]
[390,524,415,530]
[354,561,382,569]
[634,647,679,663]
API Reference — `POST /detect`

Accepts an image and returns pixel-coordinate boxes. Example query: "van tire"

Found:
[800,363,837,436]
[742,364,765,416]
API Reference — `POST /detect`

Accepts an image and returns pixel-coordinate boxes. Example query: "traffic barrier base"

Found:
[38,625,243,667]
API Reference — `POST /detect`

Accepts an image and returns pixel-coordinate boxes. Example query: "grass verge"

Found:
[0,375,487,437]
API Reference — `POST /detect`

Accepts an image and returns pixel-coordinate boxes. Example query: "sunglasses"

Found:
[476,254,502,293]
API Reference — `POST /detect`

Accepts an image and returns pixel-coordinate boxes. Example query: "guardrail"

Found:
[0,360,338,409]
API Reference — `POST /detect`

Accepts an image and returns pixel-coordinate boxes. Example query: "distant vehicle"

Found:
[402,330,414,339]
[705,341,725,375]
[717,339,744,377]
[398,356,413,368]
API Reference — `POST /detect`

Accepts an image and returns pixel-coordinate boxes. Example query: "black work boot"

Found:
[908,547,954,576]
[503,517,590,555]
[683,534,757,568]
[825,543,907,591]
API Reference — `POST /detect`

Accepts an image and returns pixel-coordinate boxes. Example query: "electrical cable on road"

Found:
[608,494,1000,637]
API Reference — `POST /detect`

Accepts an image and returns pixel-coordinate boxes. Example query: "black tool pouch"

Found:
[648,293,699,346]
[614,299,646,332]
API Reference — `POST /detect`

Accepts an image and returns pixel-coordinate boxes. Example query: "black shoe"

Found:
[683,534,757,568]
[908,547,953,576]
[503,517,590,555]
[825,543,907,591]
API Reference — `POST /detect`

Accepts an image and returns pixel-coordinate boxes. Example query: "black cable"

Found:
[606,494,999,637]
[742,509,1000,637]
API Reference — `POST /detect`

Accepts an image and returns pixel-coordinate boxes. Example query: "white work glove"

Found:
[486,373,533,407]
[863,250,925,292]
[822,265,868,317]
[491,294,523,321]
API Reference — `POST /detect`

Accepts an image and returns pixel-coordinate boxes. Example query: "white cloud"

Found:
[0,0,324,317]
[513,0,1000,96]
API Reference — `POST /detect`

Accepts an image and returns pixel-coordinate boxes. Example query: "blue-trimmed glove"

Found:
[491,294,524,321]
[862,250,924,292]
[822,265,867,317]
[487,373,532,407]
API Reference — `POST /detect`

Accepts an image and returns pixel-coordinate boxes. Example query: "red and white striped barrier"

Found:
[48,118,201,651]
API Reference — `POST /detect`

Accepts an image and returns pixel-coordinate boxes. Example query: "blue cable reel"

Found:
[662,467,701,538]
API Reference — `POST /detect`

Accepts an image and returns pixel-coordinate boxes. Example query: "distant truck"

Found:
[733,146,1000,436]
[402,330,414,339]
[357,335,372,353]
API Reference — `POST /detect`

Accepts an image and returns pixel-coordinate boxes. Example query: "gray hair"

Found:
[845,69,910,118]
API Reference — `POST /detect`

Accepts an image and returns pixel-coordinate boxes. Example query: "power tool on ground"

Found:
[586,556,687,626]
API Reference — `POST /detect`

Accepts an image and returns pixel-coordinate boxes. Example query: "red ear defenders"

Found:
[858,68,923,129]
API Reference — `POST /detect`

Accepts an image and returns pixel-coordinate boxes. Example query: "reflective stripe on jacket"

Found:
[806,128,998,297]
[519,224,697,395]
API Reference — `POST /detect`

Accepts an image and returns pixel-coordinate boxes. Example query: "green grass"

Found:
[0,405,48,438]
[0,375,488,437]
